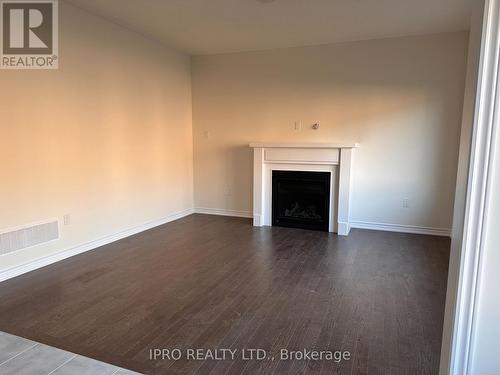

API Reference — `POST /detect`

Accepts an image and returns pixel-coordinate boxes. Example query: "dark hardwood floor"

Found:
[0,214,450,375]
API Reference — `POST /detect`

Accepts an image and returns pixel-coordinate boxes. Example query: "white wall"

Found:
[192,32,469,231]
[0,2,193,273]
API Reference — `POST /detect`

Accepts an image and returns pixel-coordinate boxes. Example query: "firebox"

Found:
[272,170,331,231]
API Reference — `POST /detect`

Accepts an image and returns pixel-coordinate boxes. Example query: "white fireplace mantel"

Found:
[249,142,360,149]
[250,142,359,235]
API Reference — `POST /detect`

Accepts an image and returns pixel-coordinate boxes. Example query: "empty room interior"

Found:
[1,0,500,374]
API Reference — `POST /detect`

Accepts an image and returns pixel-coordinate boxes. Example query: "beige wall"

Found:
[192,32,468,230]
[0,2,193,270]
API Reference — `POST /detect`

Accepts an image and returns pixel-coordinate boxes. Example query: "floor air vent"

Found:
[0,220,59,255]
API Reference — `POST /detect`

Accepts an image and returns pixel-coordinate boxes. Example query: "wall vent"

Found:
[0,220,59,255]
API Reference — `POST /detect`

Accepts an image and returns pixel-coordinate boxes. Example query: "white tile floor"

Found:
[0,331,142,375]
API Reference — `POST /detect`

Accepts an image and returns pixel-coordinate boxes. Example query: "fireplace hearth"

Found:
[272,170,330,231]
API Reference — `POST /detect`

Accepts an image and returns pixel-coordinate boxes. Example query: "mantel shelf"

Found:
[249,142,360,149]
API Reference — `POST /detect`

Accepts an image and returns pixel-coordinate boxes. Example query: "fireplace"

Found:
[250,142,357,235]
[272,170,331,231]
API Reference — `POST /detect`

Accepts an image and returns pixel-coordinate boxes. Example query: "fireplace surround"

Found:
[250,142,359,235]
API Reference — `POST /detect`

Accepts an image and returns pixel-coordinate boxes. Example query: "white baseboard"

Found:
[194,209,450,237]
[194,207,253,218]
[1,211,450,282]
[350,220,451,237]
[0,208,194,282]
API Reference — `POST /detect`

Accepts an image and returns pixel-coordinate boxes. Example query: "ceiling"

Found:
[64,0,473,55]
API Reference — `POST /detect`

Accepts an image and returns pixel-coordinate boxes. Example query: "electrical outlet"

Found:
[402,198,410,208]
[63,214,71,226]
[203,130,210,139]
[294,120,302,131]
[225,188,232,197]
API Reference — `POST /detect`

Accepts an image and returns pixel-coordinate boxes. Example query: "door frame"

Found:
[441,0,500,373]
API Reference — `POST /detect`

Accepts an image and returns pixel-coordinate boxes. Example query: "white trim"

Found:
[193,211,450,237]
[337,221,351,236]
[337,148,353,235]
[446,0,500,373]
[0,208,194,282]
[194,207,253,218]
[249,142,360,149]
[350,220,451,237]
